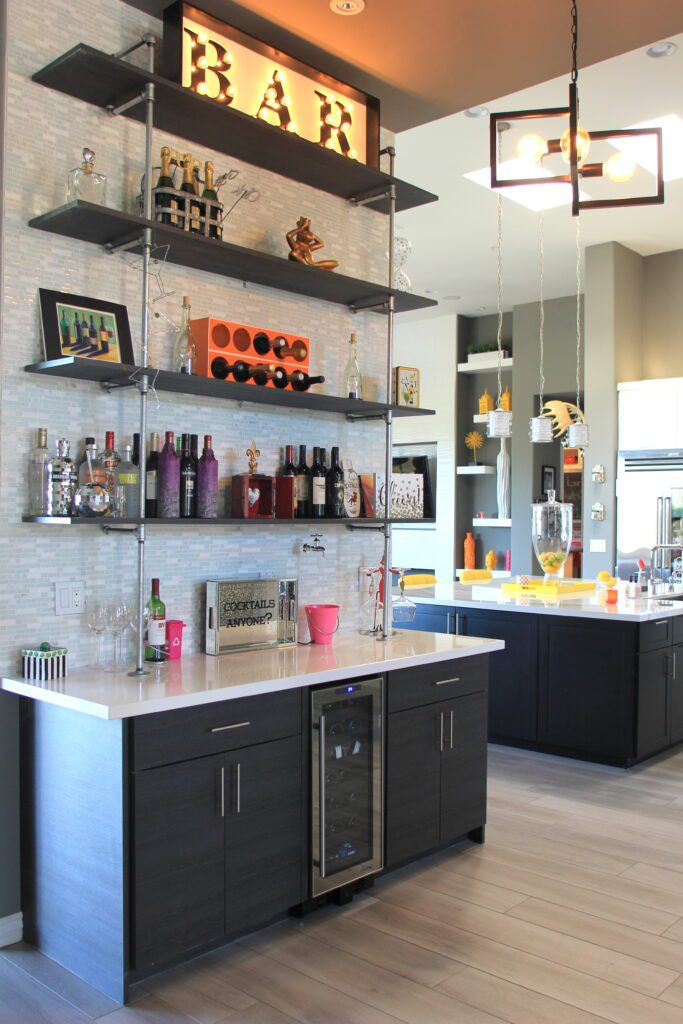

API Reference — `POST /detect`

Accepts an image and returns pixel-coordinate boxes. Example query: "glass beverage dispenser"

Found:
[531,489,573,582]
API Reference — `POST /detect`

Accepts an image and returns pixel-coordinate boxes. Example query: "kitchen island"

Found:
[2,630,502,1003]
[403,581,683,767]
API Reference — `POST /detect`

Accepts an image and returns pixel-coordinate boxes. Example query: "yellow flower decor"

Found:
[464,430,484,464]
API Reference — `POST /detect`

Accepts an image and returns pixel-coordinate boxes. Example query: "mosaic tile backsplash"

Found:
[0,0,400,675]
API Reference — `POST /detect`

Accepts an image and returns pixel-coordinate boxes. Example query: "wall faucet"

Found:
[303,533,325,556]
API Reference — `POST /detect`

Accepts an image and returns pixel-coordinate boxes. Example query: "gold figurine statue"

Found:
[286,216,338,271]
[246,440,260,474]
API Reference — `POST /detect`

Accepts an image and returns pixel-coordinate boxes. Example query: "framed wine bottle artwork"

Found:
[38,289,135,365]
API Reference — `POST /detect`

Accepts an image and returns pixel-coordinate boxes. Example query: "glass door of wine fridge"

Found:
[311,677,383,897]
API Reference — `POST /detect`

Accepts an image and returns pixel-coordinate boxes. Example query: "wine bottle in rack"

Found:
[326,446,345,518]
[180,433,197,518]
[310,446,326,518]
[211,356,230,380]
[252,332,271,356]
[252,363,287,387]
[197,435,218,518]
[295,444,310,518]
[146,432,159,518]
[157,431,180,518]
[288,371,325,393]
[144,578,166,663]
[271,337,308,362]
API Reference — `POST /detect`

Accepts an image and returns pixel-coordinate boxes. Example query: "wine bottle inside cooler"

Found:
[310,446,326,518]
[295,444,310,518]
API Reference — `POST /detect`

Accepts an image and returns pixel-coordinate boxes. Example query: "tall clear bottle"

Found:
[172,295,198,375]
[27,427,53,515]
[99,430,121,516]
[117,444,140,519]
[51,439,77,517]
[344,331,362,400]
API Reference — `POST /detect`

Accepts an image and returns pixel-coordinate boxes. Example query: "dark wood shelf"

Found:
[22,515,435,529]
[33,44,438,215]
[24,358,435,421]
[29,202,436,316]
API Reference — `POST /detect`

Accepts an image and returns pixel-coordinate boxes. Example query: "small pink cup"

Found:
[165,620,186,659]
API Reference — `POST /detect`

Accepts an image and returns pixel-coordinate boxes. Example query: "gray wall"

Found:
[510,296,579,573]
[582,243,644,579]
[642,249,683,378]
[0,0,21,925]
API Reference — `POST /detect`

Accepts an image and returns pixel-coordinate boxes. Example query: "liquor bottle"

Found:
[145,432,160,518]
[295,444,310,518]
[282,445,297,477]
[144,578,166,663]
[78,437,101,486]
[197,435,218,518]
[180,153,203,233]
[179,433,197,518]
[172,296,198,375]
[51,439,77,517]
[288,371,326,393]
[310,446,326,518]
[155,146,179,226]
[100,430,121,515]
[201,160,220,239]
[157,430,180,518]
[326,446,345,518]
[132,433,140,467]
[98,316,110,355]
[345,331,362,399]
[66,147,107,205]
[27,427,53,515]
[117,445,140,519]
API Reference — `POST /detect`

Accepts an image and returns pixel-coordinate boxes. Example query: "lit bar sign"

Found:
[162,2,380,168]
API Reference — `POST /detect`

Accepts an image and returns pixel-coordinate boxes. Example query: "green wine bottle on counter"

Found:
[144,578,166,663]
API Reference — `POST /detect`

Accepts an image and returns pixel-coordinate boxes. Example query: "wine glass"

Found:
[86,601,108,668]
[106,599,130,671]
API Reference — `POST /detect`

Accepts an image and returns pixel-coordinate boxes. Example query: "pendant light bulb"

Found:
[604,151,636,183]
[560,125,591,166]
[517,132,548,163]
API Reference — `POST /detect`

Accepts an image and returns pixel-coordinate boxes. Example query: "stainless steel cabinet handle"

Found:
[210,721,251,733]
[446,613,452,633]
[455,613,459,636]
[435,677,461,686]
[450,709,454,750]
[673,651,677,680]
[319,714,327,878]
[236,762,241,814]
[655,620,668,627]
[439,711,444,751]
[220,765,225,818]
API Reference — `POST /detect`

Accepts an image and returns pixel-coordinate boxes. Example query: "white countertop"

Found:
[1,630,503,720]
[411,581,683,622]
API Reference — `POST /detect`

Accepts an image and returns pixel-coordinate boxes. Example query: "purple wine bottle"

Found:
[157,430,180,518]
[197,434,218,518]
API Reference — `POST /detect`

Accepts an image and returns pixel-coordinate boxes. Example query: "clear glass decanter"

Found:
[67,148,107,205]
[531,489,573,582]
[172,296,198,375]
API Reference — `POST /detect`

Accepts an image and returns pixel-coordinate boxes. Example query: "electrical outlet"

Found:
[55,581,86,615]
[590,539,607,553]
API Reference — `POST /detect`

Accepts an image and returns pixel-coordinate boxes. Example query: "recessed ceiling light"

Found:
[330,0,365,14]
[476,306,487,312]
[444,295,461,301]
[646,41,678,58]
[465,106,489,118]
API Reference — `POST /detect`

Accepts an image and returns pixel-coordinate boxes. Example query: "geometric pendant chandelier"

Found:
[490,0,664,215]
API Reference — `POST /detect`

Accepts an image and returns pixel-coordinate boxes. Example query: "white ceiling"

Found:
[394,32,683,319]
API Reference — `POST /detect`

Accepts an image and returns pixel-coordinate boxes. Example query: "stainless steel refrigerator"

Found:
[616,449,683,579]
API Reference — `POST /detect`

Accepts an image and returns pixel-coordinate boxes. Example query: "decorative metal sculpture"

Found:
[286,217,338,271]
[246,440,261,474]
[542,399,585,439]
[464,430,484,464]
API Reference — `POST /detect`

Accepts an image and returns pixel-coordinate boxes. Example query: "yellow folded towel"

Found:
[403,573,438,587]
[458,570,492,583]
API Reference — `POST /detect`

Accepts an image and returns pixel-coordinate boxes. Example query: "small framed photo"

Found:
[393,366,420,408]
[541,464,556,496]
[39,289,135,365]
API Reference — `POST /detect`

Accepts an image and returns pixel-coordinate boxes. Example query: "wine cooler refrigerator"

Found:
[311,677,384,897]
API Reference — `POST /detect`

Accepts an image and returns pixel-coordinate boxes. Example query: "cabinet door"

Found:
[385,703,442,869]
[637,648,671,759]
[224,735,302,935]
[670,644,683,745]
[459,610,538,741]
[396,604,455,634]
[538,619,636,759]
[133,755,225,971]
[440,691,488,844]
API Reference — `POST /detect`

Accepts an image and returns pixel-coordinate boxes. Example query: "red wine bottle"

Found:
[326,446,344,518]
[180,433,197,518]
[252,362,288,387]
[310,446,326,518]
[252,332,271,356]
[289,371,325,393]
[282,444,297,477]
[145,431,159,518]
[296,444,310,518]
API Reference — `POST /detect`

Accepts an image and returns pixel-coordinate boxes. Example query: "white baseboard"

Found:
[0,912,22,947]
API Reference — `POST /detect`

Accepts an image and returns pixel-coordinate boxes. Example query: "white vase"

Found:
[497,437,511,519]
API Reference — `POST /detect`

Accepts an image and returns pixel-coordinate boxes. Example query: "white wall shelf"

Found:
[472,413,490,423]
[456,465,496,476]
[472,518,512,527]
[458,357,513,374]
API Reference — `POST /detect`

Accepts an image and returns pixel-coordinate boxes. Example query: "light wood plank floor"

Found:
[3,743,683,1024]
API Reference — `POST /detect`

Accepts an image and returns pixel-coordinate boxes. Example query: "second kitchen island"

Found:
[405,582,683,767]
[2,629,502,1003]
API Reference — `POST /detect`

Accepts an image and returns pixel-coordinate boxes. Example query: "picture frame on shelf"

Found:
[392,365,420,408]
[541,464,556,496]
[39,289,134,365]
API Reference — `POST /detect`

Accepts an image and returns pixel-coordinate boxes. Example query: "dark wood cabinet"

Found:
[671,644,683,745]
[224,735,303,936]
[458,610,538,742]
[385,675,488,870]
[538,618,636,760]
[133,754,225,971]
[395,604,455,635]
[636,647,670,759]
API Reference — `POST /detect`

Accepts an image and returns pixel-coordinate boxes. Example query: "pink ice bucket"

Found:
[304,604,340,645]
